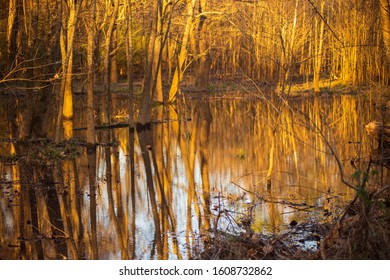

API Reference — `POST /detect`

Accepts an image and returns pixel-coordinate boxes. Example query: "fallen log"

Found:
[73,118,191,131]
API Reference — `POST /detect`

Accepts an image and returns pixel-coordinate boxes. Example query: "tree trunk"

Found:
[138,14,157,125]
[195,0,211,91]
[86,0,97,145]
[102,0,120,125]
[313,1,325,94]
[380,0,390,83]
[125,0,134,127]
[153,15,163,102]
[110,29,118,84]
[139,0,174,123]
[125,6,136,251]
[55,0,80,142]
[6,0,20,73]
[168,0,196,102]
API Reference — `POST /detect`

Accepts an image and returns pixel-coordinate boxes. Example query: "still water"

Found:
[0,93,384,259]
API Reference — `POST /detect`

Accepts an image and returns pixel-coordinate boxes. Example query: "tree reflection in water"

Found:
[0,95,386,259]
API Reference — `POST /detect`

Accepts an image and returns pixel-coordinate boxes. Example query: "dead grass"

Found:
[318,192,390,259]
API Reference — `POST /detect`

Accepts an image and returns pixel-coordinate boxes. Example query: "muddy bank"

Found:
[197,194,390,260]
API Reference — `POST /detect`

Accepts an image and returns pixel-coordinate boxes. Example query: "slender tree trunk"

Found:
[168,0,196,102]
[154,13,164,102]
[139,0,174,123]
[313,1,325,94]
[125,0,134,127]
[110,29,119,83]
[86,0,97,145]
[380,0,390,52]
[102,0,120,125]
[55,0,80,142]
[195,0,211,91]
[6,0,20,72]
[138,13,157,125]
[124,0,136,258]
[380,0,390,83]
[84,0,99,259]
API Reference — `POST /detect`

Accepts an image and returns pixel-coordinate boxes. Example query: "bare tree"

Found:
[55,0,81,142]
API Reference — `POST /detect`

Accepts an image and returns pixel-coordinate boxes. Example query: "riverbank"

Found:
[197,193,390,260]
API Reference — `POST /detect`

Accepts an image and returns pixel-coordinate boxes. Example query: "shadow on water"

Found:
[0,93,388,259]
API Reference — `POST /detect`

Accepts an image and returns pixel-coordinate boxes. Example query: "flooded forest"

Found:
[1,0,390,260]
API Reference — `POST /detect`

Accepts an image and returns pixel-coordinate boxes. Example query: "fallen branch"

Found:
[73,118,191,131]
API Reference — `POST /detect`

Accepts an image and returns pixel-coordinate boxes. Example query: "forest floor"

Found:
[92,76,389,103]
[1,75,386,100]
[178,77,372,97]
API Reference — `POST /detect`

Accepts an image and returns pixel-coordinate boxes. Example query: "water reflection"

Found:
[0,94,385,259]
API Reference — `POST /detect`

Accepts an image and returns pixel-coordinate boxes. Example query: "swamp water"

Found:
[0,93,384,259]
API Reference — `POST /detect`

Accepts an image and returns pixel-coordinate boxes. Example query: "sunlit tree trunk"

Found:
[267,187,281,234]
[138,3,159,125]
[286,0,299,92]
[125,0,134,127]
[102,0,120,125]
[195,0,211,91]
[6,0,20,72]
[124,0,136,259]
[83,1,99,259]
[110,29,119,84]
[86,0,97,146]
[62,1,77,139]
[154,9,164,103]
[139,0,175,123]
[380,0,390,83]
[168,0,196,102]
[313,1,325,94]
[379,0,389,42]
[55,0,80,142]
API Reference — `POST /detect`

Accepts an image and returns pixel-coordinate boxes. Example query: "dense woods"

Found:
[1,0,390,137]
[1,0,390,85]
